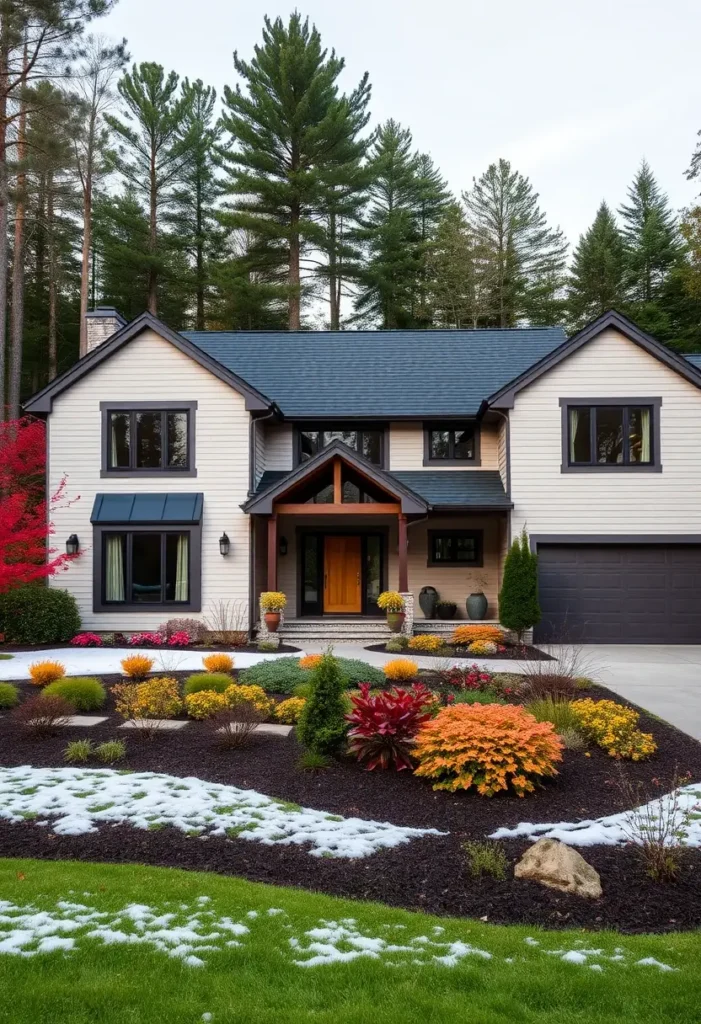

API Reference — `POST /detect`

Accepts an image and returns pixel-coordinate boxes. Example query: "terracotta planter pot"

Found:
[264,612,281,633]
[386,611,405,634]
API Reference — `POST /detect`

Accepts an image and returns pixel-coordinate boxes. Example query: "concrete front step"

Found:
[279,619,393,645]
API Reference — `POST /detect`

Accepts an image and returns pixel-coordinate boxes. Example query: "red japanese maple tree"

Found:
[0,417,79,592]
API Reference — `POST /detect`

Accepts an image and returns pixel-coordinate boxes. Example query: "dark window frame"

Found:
[100,401,197,477]
[423,422,481,465]
[296,527,389,616]
[427,529,484,567]
[92,523,202,612]
[559,397,662,473]
[294,423,388,469]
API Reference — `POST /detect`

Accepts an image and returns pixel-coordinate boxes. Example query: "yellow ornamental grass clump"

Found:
[202,653,234,674]
[185,690,228,720]
[414,703,563,797]
[28,660,66,687]
[571,698,657,760]
[383,658,419,683]
[299,654,323,671]
[120,654,154,680]
[274,696,307,724]
[408,634,444,653]
[225,684,274,718]
[112,677,183,721]
[450,624,504,647]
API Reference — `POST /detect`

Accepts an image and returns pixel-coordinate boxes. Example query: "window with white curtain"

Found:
[103,531,190,604]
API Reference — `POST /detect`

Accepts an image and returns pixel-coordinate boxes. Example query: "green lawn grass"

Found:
[0,653,14,660]
[0,858,699,1023]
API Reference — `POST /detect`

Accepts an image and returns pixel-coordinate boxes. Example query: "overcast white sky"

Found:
[100,0,701,250]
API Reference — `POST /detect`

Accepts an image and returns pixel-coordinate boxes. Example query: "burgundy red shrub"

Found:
[346,683,435,771]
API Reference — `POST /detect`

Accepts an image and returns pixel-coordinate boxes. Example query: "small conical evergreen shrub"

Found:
[296,650,348,754]
[498,529,541,642]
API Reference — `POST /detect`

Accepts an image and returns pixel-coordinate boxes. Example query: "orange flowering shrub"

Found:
[120,654,154,680]
[299,654,323,671]
[202,653,234,674]
[28,660,66,686]
[414,704,563,796]
[450,624,504,647]
[383,658,419,683]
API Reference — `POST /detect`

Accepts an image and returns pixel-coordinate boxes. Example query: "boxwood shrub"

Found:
[0,585,80,644]
[239,656,385,694]
[0,682,19,709]
[44,677,106,712]
[183,672,234,695]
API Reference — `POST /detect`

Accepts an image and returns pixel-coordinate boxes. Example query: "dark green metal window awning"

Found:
[90,493,204,524]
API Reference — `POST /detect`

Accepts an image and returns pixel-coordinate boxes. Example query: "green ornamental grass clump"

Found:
[44,677,106,712]
[64,740,93,764]
[183,673,233,695]
[526,697,582,735]
[450,689,505,706]
[296,653,348,754]
[94,740,127,764]
[0,682,20,709]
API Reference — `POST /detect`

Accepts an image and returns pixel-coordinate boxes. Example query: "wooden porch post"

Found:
[267,514,278,591]
[398,514,408,592]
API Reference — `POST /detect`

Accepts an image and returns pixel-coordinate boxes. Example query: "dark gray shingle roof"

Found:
[686,354,701,369]
[183,328,566,417]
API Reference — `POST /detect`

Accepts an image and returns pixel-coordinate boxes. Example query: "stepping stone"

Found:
[60,716,109,727]
[215,722,293,739]
[118,719,190,731]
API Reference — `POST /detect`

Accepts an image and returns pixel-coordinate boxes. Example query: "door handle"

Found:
[324,574,328,589]
[357,572,360,585]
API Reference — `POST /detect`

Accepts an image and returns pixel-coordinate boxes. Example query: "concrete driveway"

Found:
[574,645,701,741]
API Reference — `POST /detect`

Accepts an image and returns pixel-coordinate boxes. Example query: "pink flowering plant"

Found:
[127,632,165,648]
[70,632,104,648]
[167,631,191,648]
[436,664,495,692]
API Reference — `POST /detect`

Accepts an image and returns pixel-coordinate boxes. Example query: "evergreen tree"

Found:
[463,158,568,327]
[166,78,223,330]
[209,227,288,330]
[567,202,626,328]
[105,62,193,315]
[423,202,486,328]
[296,650,348,754]
[220,13,371,330]
[619,160,678,311]
[498,529,540,643]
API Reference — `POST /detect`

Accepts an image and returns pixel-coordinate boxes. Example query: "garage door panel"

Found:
[535,543,701,644]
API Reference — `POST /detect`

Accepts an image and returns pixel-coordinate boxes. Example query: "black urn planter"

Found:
[435,601,457,620]
[418,586,438,619]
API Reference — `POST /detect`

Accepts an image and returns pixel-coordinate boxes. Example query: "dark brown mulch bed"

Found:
[365,642,552,660]
[1,681,700,933]
[0,642,300,654]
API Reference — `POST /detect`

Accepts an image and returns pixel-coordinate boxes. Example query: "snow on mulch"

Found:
[490,781,701,847]
[0,766,444,858]
[0,897,678,972]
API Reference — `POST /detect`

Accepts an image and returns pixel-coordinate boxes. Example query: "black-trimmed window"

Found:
[100,530,193,606]
[565,404,656,468]
[424,423,478,463]
[297,426,384,466]
[427,529,483,566]
[102,403,196,475]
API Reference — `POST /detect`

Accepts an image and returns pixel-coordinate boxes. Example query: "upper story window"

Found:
[424,423,478,464]
[101,402,196,476]
[561,399,661,472]
[297,426,384,466]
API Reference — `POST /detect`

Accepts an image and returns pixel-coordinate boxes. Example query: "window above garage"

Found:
[559,398,662,472]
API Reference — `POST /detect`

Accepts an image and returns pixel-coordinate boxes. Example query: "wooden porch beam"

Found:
[274,503,401,515]
[267,515,277,591]
[398,513,408,592]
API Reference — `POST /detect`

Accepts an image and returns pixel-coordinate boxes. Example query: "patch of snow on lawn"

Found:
[490,782,701,847]
[0,766,444,859]
[0,898,678,973]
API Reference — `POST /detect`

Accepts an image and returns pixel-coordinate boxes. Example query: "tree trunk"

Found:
[147,143,157,315]
[288,202,300,330]
[79,179,91,356]
[47,170,57,381]
[8,42,27,420]
[328,211,339,331]
[196,163,204,330]
[0,18,9,420]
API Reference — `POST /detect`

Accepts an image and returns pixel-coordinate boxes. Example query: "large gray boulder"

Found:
[514,838,602,899]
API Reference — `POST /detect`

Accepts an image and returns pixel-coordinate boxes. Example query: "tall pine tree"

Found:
[619,160,678,319]
[567,202,626,328]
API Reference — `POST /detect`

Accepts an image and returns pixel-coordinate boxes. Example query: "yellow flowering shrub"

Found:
[202,653,234,674]
[450,624,504,647]
[299,654,323,671]
[112,677,183,721]
[274,696,307,724]
[408,634,444,653]
[414,704,563,796]
[225,683,274,717]
[185,690,228,720]
[468,640,498,656]
[383,658,419,683]
[120,654,154,680]
[570,698,657,760]
[28,660,66,687]
[376,591,405,612]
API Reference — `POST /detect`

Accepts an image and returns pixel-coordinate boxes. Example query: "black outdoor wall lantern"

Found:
[219,532,231,556]
[279,536,288,556]
[66,534,80,555]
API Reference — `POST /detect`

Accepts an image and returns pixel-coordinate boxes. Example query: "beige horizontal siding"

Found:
[510,327,701,535]
[263,423,294,471]
[389,421,499,470]
[49,329,251,630]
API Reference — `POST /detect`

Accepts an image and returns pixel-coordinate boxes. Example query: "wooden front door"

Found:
[324,535,362,613]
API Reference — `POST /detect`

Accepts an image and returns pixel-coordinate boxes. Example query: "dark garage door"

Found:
[534,543,701,644]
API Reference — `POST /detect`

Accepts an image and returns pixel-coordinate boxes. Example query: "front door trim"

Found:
[296,526,388,617]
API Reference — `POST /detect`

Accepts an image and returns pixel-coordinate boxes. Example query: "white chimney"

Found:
[85,307,126,354]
